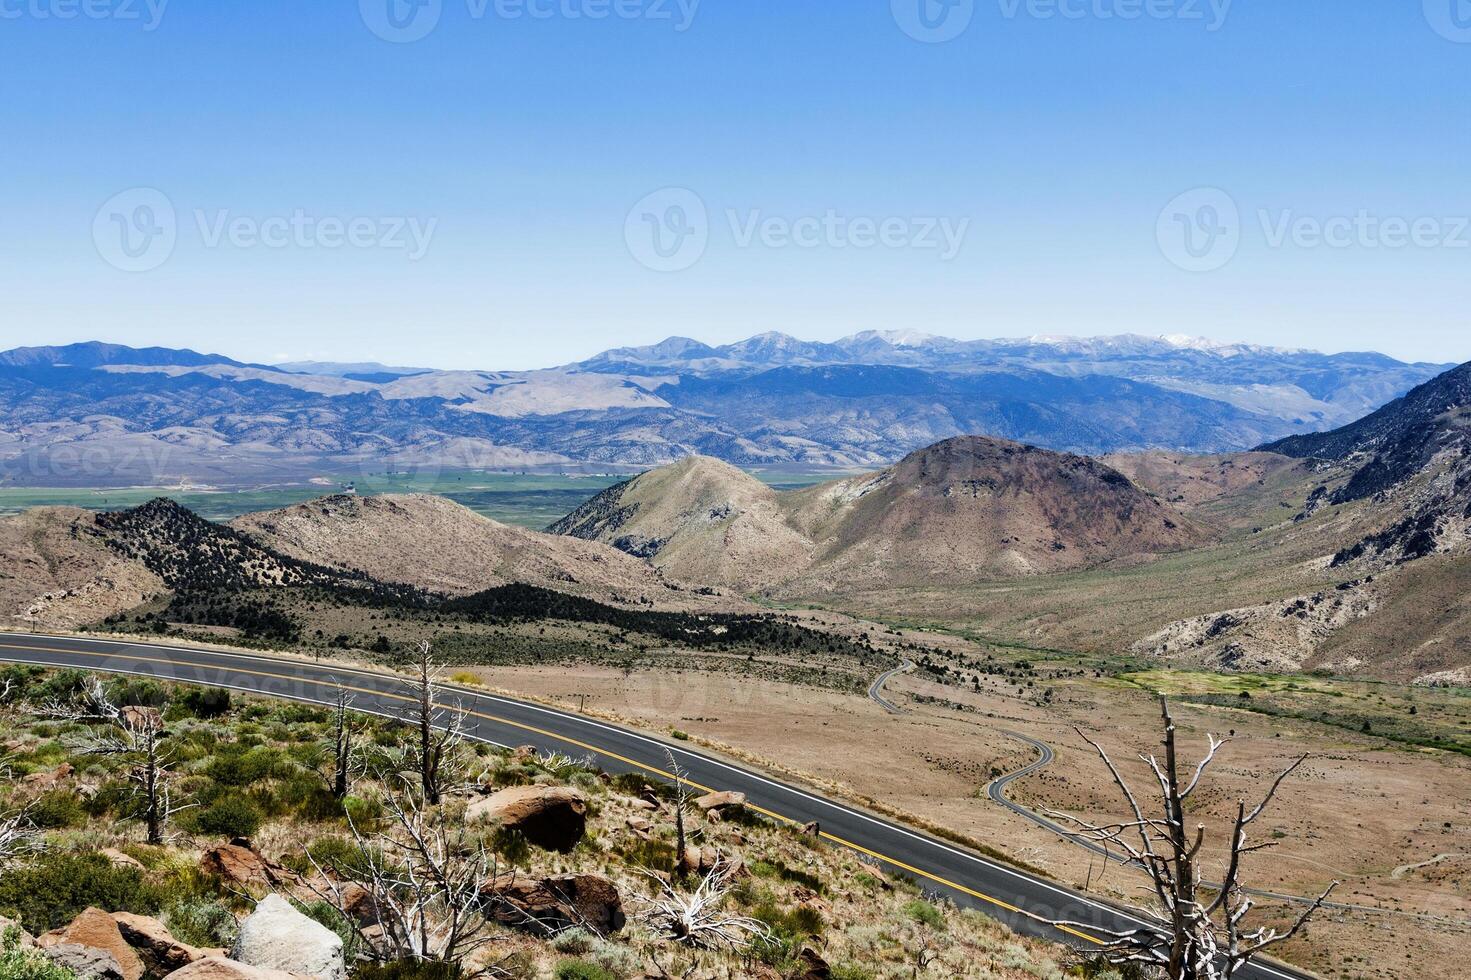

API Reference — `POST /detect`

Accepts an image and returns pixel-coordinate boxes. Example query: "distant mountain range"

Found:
[0,334,1451,485]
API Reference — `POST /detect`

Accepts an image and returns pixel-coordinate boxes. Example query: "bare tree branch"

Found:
[1047,696,1335,980]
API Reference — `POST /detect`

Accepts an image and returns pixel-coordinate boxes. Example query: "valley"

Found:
[2,347,1469,980]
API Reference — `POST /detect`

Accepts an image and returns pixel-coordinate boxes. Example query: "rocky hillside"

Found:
[0,669,1079,980]
[0,493,722,634]
[0,507,165,630]
[1263,361,1471,566]
[233,493,703,608]
[554,436,1205,593]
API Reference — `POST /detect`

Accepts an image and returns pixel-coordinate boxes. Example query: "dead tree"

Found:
[1045,696,1336,980]
[327,685,365,801]
[663,748,692,878]
[309,773,504,968]
[408,641,466,805]
[35,678,188,845]
[640,857,772,950]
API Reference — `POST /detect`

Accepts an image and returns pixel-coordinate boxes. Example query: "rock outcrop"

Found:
[201,839,300,892]
[467,785,587,852]
[40,943,126,980]
[483,874,625,936]
[163,957,305,980]
[39,908,145,980]
[111,912,211,975]
[230,896,344,980]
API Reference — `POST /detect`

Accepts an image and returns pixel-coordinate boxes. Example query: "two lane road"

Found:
[0,632,1314,980]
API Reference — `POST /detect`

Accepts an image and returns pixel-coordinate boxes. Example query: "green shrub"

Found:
[613,837,675,873]
[176,687,232,718]
[352,961,461,980]
[0,852,158,933]
[295,900,361,962]
[107,678,169,709]
[82,780,136,819]
[162,898,239,948]
[554,962,616,980]
[272,773,341,822]
[551,928,596,955]
[0,924,78,980]
[748,899,824,966]
[188,794,262,838]
[343,795,383,827]
[902,899,944,929]
[204,746,282,786]
[27,791,87,830]
[491,828,532,869]
[831,967,876,980]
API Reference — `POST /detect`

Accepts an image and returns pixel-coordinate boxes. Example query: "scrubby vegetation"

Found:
[84,499,911,694]
[0,664,1088,979]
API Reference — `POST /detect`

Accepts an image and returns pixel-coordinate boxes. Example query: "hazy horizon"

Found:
[3,327,1459,375]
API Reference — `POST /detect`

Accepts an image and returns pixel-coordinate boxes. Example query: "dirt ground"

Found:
[467,661,1471,980]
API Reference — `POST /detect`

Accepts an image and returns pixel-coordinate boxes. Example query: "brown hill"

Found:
[547,457,811,591]
[1101,451,1307,513]
[783,436,1207,589]
[233,493,704,608]
[0,507,165,630]
[552,437,1205,594]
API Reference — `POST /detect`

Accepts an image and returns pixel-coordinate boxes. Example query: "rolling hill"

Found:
[552,436,1205,593]
[233,492,700,607]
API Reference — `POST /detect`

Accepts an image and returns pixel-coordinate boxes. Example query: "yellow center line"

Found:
[0,640,1104,946]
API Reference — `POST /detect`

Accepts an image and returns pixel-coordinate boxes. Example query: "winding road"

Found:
[866,659,914,714]
[0,632,1315,980]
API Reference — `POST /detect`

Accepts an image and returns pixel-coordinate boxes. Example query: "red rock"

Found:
[39,908,145,980]
[200,839,298,891]
[111,912,208,975]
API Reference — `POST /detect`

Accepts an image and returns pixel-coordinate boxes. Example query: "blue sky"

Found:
[1,0,1468,369]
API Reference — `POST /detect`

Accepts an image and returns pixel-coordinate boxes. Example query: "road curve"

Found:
[867,659,914,714]
[0,632,1315,980]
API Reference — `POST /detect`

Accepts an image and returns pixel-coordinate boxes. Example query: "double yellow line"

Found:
[0,639,1103,946]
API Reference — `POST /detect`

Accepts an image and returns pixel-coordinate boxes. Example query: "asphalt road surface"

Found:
[0,632,1316,980]
[866,659,913,714]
